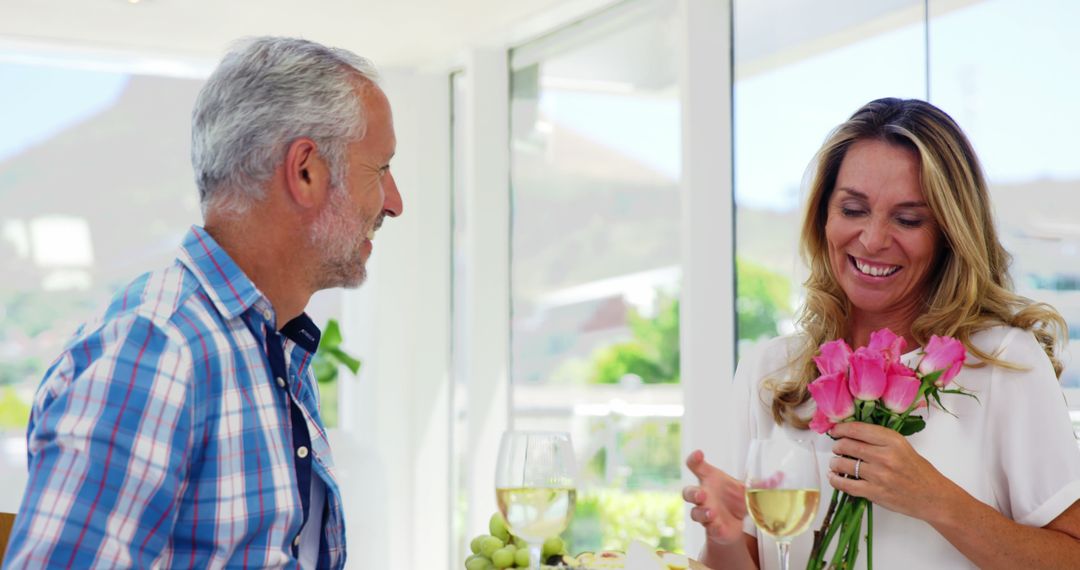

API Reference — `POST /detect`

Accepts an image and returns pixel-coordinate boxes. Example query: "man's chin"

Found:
[341,272,366,289]
[336,265,367,289]
[315,262,366,291]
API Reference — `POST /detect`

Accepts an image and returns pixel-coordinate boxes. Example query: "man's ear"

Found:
[284,137,330,208]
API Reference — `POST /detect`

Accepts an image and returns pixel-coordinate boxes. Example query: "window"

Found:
[929,0,1080,399]
[509,0,684,552]
[0,57,205,509]
[0,52,348,512]
[733,0,927,357]
[733,0,1080,408]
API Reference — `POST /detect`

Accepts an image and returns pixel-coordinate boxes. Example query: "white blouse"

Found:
[719,326,1080,569]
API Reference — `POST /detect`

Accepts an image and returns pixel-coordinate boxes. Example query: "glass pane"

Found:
[733,0,927,357]
[509,0,684,553]
[929,0,1080,390]
[0,60,206,509]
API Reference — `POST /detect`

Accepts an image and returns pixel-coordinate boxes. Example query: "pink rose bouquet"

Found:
[805,329,974,570]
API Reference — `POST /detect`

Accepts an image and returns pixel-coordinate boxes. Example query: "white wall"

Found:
[677,0,735,558]
[336,68,452,569]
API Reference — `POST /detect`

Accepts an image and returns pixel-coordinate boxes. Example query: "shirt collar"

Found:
[179,226,324,351]
[281,313,322,353]
[178,225,263,320]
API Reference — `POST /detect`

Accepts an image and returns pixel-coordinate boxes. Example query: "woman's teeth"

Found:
[853,257,899,277]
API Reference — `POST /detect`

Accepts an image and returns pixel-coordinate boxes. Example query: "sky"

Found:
[0,64,129,164]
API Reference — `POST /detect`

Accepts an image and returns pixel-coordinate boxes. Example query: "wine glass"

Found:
[744,438,820,570]
[495,431,577,570]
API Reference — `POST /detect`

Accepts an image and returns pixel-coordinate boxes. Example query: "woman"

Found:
[684,98,1080,569]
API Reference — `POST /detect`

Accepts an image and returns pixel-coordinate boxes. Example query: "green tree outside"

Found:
[589,293,679,385]
[735,256,793,341]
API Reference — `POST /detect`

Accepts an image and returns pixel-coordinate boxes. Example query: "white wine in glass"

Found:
[745,438,820,570]
[495,431,576,569]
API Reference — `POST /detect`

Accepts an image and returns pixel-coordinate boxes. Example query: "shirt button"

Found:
[297,446,309,459]
[262,309,273,322]
[276,376,286,388]
[293,533,302,547]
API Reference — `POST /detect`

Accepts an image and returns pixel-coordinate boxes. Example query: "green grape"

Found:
[465,554,494,570]
[479,536,505,558]
[502,543,517,556]
[489,512,511,542]
[470,535,486,555]
[491,547,515,569]
[514,548,530,567]
[513,536,527,549]
[541,536,564,558]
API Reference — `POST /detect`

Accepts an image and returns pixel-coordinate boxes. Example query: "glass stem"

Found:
[777,540,791,570]
[530,544,543,570]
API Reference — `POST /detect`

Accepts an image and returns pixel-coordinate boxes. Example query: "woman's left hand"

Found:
[827,421,959,522]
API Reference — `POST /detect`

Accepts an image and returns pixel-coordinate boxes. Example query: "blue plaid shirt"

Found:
[5,226,346,569]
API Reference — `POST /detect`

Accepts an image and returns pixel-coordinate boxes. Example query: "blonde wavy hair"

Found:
[770,98,1066,428]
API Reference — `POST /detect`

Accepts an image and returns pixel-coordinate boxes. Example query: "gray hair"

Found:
[192,36,380,214]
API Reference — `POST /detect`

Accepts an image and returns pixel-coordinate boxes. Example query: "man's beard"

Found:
[310,186,370,290]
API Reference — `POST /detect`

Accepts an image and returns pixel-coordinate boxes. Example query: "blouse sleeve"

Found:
[987,328,1080,527]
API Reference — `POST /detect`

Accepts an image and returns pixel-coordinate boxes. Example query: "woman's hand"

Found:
[683,450,748,545]
[826,422,958,522]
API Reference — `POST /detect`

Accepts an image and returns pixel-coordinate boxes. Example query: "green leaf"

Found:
[941,388,980,403]
[321,318,344,350]
[327,347,362,374]
[313,358,339,384]
[897,416,925,436]
[929,390,959,418]
[921,369,942,386]
[310,318,362,383]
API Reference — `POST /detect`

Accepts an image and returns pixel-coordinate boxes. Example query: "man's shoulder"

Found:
[81,260,216,349]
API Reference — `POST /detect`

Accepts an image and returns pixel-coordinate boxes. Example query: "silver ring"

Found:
[854,458,862,480]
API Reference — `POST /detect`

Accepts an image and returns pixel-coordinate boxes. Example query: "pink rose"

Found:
[750,470,786,490]
[849,347,887,401]
[919,335,966,387]
[808,371,855,422]
[868,328,907,364]
[882,362,920,413]
[809,408,836,434]
[814,339,853,376]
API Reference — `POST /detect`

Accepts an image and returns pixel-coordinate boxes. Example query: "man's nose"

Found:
[383,170,403,218]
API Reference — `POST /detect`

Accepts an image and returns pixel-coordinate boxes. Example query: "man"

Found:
[4,37,402,569]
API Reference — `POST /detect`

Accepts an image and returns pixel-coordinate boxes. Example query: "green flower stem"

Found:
[866,503,873,570]
[844,504,863,569]
[810,488,841,569]
[809,495,842,570]
[849,500,868,566]
[828,499,866,570]
[842,522,859,570]
[827,502,854,569]
[814,493,853,567]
